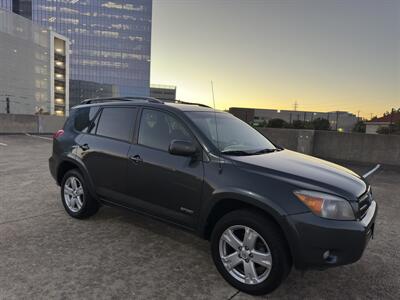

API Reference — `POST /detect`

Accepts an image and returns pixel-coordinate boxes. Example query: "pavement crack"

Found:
[0,210,61,226]
[227,290,240,300]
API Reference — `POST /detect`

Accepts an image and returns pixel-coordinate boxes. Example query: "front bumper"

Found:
[285,200,377,270]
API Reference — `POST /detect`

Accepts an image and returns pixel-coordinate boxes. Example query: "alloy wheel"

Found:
[63,176,84,213]
[219,225,273,285]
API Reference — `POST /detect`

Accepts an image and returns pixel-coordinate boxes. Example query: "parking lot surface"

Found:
[1,135,399,299]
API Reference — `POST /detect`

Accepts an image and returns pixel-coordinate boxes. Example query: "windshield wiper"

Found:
[222,148,280,156]
[221,150,252,156]
[253,148,278,155]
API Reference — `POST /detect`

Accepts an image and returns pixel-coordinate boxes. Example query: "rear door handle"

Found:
[79,143,90,151]
[129,155,143,164]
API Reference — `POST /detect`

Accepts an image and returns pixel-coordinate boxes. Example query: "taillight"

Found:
[53,129,64,139]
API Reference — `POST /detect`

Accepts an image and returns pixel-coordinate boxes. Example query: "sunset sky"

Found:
[150,0,399,119]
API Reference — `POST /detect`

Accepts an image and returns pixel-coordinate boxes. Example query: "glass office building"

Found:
[0,8,69,115]
[2,0,152,107]
[0,0,12,11]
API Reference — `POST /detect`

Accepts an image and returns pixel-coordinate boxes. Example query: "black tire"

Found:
[210,209,292,295]
[60,169,99,219]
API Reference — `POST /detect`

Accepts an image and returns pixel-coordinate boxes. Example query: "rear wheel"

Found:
[61,169,99,219]
[210,209,291,295]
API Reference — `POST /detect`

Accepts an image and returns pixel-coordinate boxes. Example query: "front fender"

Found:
[215,187,287,216]
[196,187,302,268]
[197,187,289,236]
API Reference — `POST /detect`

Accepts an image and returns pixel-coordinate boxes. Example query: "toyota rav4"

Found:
[49,97,377,295]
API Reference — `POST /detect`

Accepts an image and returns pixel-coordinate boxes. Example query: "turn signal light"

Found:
[294,192,323,215]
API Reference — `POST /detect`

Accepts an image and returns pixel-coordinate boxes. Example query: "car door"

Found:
[76,106,138,202]
[126,108,204,228]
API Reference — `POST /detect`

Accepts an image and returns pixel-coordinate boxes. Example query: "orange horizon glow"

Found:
[151,0,399,120]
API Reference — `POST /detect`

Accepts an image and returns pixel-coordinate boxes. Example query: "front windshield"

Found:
[186,111,276,154]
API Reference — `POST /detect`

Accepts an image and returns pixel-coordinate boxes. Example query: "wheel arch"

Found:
[56,155,97,199]
[200,192,295,267]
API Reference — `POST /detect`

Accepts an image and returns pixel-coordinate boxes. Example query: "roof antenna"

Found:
[211,81,223,173]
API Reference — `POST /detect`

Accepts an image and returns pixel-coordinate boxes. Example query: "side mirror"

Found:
[169,140,197,156]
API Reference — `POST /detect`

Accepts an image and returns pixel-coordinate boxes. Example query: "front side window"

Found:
[186,111,276,155]
[138,109,192,151]
[96,107,137,142]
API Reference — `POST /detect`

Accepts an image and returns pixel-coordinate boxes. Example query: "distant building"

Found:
[0,8,69,116]
[366,112,400,134]
[0,0,11,11]
[229,107,358,132]
[150,84,177,102]
[229,108,255,124]
[1,0,152,107]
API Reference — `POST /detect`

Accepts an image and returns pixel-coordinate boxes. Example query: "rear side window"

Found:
[74,107,99,133]
[96,107,137,142]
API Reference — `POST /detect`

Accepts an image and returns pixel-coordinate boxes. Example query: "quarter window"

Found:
[138,109,192,151]
[96,107,137,142]
[74,106,99,133]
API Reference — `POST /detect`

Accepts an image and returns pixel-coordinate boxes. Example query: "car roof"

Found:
[72,97,219,113]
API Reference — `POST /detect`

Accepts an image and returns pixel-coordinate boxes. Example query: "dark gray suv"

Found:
[49,97,377,295]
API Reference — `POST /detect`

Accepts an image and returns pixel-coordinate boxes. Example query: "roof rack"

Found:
[80,96,212,109]
[81,96,164,105]
[174,100,211,108]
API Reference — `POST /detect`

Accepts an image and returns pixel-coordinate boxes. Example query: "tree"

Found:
[292,120,305,129]
[311,118,330,130]
[352,121,366,133]
[252,120,267,128]
[377,126,391,134]
[267,118,288,128]
[395,121,400,135]
[261,120,268,128]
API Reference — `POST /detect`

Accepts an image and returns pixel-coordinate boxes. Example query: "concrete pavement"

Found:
[0,135,399,299]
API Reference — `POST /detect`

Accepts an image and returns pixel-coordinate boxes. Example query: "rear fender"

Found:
[58,153,97,199]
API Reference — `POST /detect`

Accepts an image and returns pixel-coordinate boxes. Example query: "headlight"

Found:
[294,190,355,220]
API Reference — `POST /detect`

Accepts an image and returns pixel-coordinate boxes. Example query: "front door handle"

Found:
[79,143,90,151]
[129,154,143,164]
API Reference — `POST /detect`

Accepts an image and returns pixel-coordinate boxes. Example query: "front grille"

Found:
[358,187,372,219]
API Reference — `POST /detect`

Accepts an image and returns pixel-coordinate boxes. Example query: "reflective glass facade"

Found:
[0,0,12,10]
[31,0,152,106]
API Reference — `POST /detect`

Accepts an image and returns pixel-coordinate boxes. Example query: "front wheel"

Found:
[210,210,291,295]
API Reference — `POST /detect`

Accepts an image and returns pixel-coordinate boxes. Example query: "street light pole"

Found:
[6,97,10,114]
[336,111,339,130]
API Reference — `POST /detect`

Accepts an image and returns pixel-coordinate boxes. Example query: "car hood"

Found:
[228,149,367,200]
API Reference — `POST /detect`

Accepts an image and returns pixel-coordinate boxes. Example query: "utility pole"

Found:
[390,108,394,125]
[335,111,339,130]
[357,110,360,120]
[6,97,10,114]
[389,108,394,133]
[293,101,298,111]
